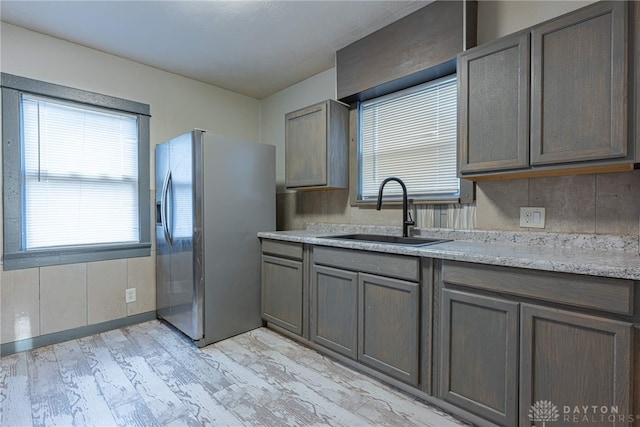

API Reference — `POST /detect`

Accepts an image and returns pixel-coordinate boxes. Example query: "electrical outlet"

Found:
[125,288,136,303]
[519,207,546,229]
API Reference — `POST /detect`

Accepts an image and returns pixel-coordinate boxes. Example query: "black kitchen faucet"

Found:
[376,177,414,237]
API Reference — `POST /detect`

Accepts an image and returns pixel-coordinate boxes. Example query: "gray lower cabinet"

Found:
[310,265,358,359]
[519,304,633,427]
[358,273,420,386]
[439,260,635,427]
[261,240,304,335]
[311,246,422,386]
[440,289,519,426]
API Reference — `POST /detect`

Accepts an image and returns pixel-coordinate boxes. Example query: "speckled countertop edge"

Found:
[257,224,640,280]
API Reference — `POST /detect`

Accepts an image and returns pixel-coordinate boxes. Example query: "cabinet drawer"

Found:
[313,246,420,282]
[442,260,634,316]
[261,239,303,260]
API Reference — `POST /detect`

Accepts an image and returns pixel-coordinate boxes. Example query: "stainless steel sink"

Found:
[319,234,451,247]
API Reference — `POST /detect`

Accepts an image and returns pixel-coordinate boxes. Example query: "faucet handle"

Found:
[406,210,415,226]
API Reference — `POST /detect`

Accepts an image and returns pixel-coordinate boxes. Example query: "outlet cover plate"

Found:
[125,288,137,303]
[519,207,546,229]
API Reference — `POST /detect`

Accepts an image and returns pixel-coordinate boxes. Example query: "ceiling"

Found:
[0,0,431,99]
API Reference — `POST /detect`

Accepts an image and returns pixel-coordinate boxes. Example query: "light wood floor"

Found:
[1,320,468,426]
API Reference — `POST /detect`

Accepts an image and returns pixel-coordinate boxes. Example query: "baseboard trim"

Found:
[1,311,157,356]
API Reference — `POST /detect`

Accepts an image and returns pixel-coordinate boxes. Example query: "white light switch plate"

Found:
[125,288,137,303]
[520,207,546,228]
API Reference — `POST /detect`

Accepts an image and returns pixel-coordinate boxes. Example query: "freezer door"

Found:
[155,141,171,320]
[155,132,203,341]
[168,132,202,340]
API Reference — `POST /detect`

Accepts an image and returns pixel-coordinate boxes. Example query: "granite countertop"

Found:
[258,224,640,281]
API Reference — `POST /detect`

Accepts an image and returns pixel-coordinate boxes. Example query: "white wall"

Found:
[0,22,261,345]
[477,0,596,44]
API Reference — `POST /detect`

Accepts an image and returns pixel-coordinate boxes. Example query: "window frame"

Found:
[1,73,151,270]
[351,73,464,206]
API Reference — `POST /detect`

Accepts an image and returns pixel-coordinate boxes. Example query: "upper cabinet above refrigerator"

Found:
[285,99,349,190]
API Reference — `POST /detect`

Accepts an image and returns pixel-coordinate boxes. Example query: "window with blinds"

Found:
[21,95,140,249]
[359,75,459,202]
[2,72,150,270]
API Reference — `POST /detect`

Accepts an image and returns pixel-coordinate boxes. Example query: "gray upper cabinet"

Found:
[531,1,628,165]
[458,31,530,174]
[459,1,633,179]
[285,99,349,190]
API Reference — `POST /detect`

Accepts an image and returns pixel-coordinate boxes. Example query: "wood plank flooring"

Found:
[1,320,468,426]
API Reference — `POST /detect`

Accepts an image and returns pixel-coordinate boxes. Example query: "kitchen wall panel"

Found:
[595,171,640,235]
[40,264,87,335]
[0,268,39,343]
[87,260,128,325]
[126,253,156,317]
[475,179,529,231]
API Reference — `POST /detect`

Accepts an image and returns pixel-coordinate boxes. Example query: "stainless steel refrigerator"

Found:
[155,129,275,346]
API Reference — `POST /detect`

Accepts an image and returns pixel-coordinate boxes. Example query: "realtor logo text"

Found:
[562,405,636,424]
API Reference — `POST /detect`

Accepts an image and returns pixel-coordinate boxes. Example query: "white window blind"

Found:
[21,95,139,250]
[359,75,459,200]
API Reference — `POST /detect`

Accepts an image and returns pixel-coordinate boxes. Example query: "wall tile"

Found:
[293,191,327,229]
[1,268,39,344]
[87,259,127,325]
[530,174,596,234]
[476,179,529,231]
[325,189,350,225]
[40,263,87,335]
[350,203,404,227]
[127,255,156,316]
[595,170,640,235]
[276,192,296,231]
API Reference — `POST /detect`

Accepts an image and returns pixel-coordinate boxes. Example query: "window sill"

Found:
[2,242,152,271]
[352,196,462,208]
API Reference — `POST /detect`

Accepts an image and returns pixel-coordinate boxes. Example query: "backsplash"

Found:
[476,170,640,235]
[277,169,640,239]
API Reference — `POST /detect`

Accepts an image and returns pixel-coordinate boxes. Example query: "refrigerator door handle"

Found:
[161,170,173,247]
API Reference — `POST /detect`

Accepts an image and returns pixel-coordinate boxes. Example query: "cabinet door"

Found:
[520,304,632,427]
[531,1,627,165]
[285,102,327,188]
[458,31,530,174]
[311,265,358,359]
[261,255,303,335]
[440,289,519,426]
[358,273,419,386]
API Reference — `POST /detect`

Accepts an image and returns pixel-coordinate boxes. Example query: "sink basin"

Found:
[319,234,451,247]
